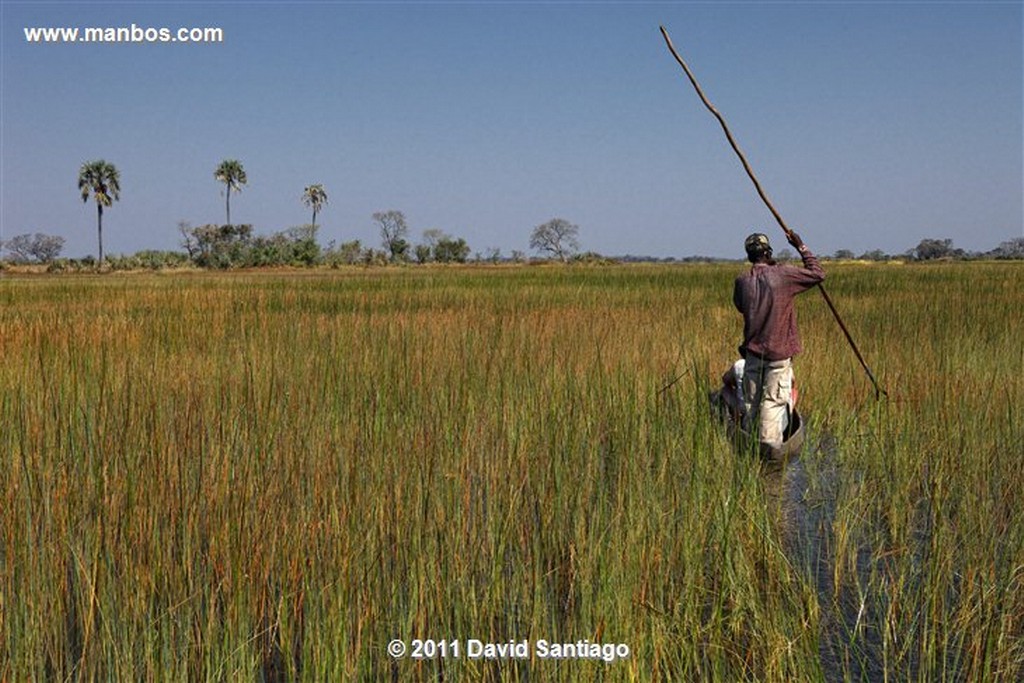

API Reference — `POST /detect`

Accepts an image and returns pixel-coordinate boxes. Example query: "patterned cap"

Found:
[744,233,772,255]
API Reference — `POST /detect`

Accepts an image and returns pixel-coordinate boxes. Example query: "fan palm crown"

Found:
[214,159,247,225]
[302,184,328,229]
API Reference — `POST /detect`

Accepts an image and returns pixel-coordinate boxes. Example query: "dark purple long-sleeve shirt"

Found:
[733,249,825,361]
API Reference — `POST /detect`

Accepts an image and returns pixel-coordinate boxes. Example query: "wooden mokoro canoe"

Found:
[709,389,806,465]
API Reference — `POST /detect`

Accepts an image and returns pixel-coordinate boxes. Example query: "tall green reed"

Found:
[0,263,1020,681]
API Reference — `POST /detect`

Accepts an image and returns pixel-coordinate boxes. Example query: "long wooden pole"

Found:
[660,26,887,399]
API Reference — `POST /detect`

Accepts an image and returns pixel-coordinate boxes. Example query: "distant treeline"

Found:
[2,230,1023,272]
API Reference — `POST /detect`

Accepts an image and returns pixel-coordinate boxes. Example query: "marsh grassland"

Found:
[1,263,1022,681]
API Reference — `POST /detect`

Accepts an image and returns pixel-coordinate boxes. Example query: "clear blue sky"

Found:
[2,1,1021,259]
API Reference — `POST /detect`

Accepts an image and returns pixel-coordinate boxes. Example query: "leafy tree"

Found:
[989,237,1024,260]
[180,223,253,268]
[181,222,321,268]
[422,228,444,251]
[414,244,432,264]
[372,210,409,262]
[363,248,388,266]
[246,227,318,267]
[280,224,321,266]
[913,238,963,261]
[415,229,470,264]
[415,228,447,263]
[214,159,247,225]
[434,236,470,263]
[530,218,580,262]
[389,238,410,262]
[78,160,121,265]
[324,240,364,266]
[302,184,328,229]
[2,232,65,263]
[833,249,855,260]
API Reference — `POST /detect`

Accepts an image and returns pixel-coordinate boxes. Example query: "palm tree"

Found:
[214,159,247,225]
[302,184,328,229]
[78,160,121,266]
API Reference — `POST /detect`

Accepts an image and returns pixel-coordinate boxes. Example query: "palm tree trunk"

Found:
[97,203,104,267]
[225,186,231,226]
[311,208,317,230]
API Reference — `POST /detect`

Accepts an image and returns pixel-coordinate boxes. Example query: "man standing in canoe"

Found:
[734,231,825,449]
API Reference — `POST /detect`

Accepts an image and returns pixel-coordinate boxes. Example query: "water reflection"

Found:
[762,432,888,682]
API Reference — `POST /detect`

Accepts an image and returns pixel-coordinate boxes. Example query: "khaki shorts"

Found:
[741,356,793,448]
